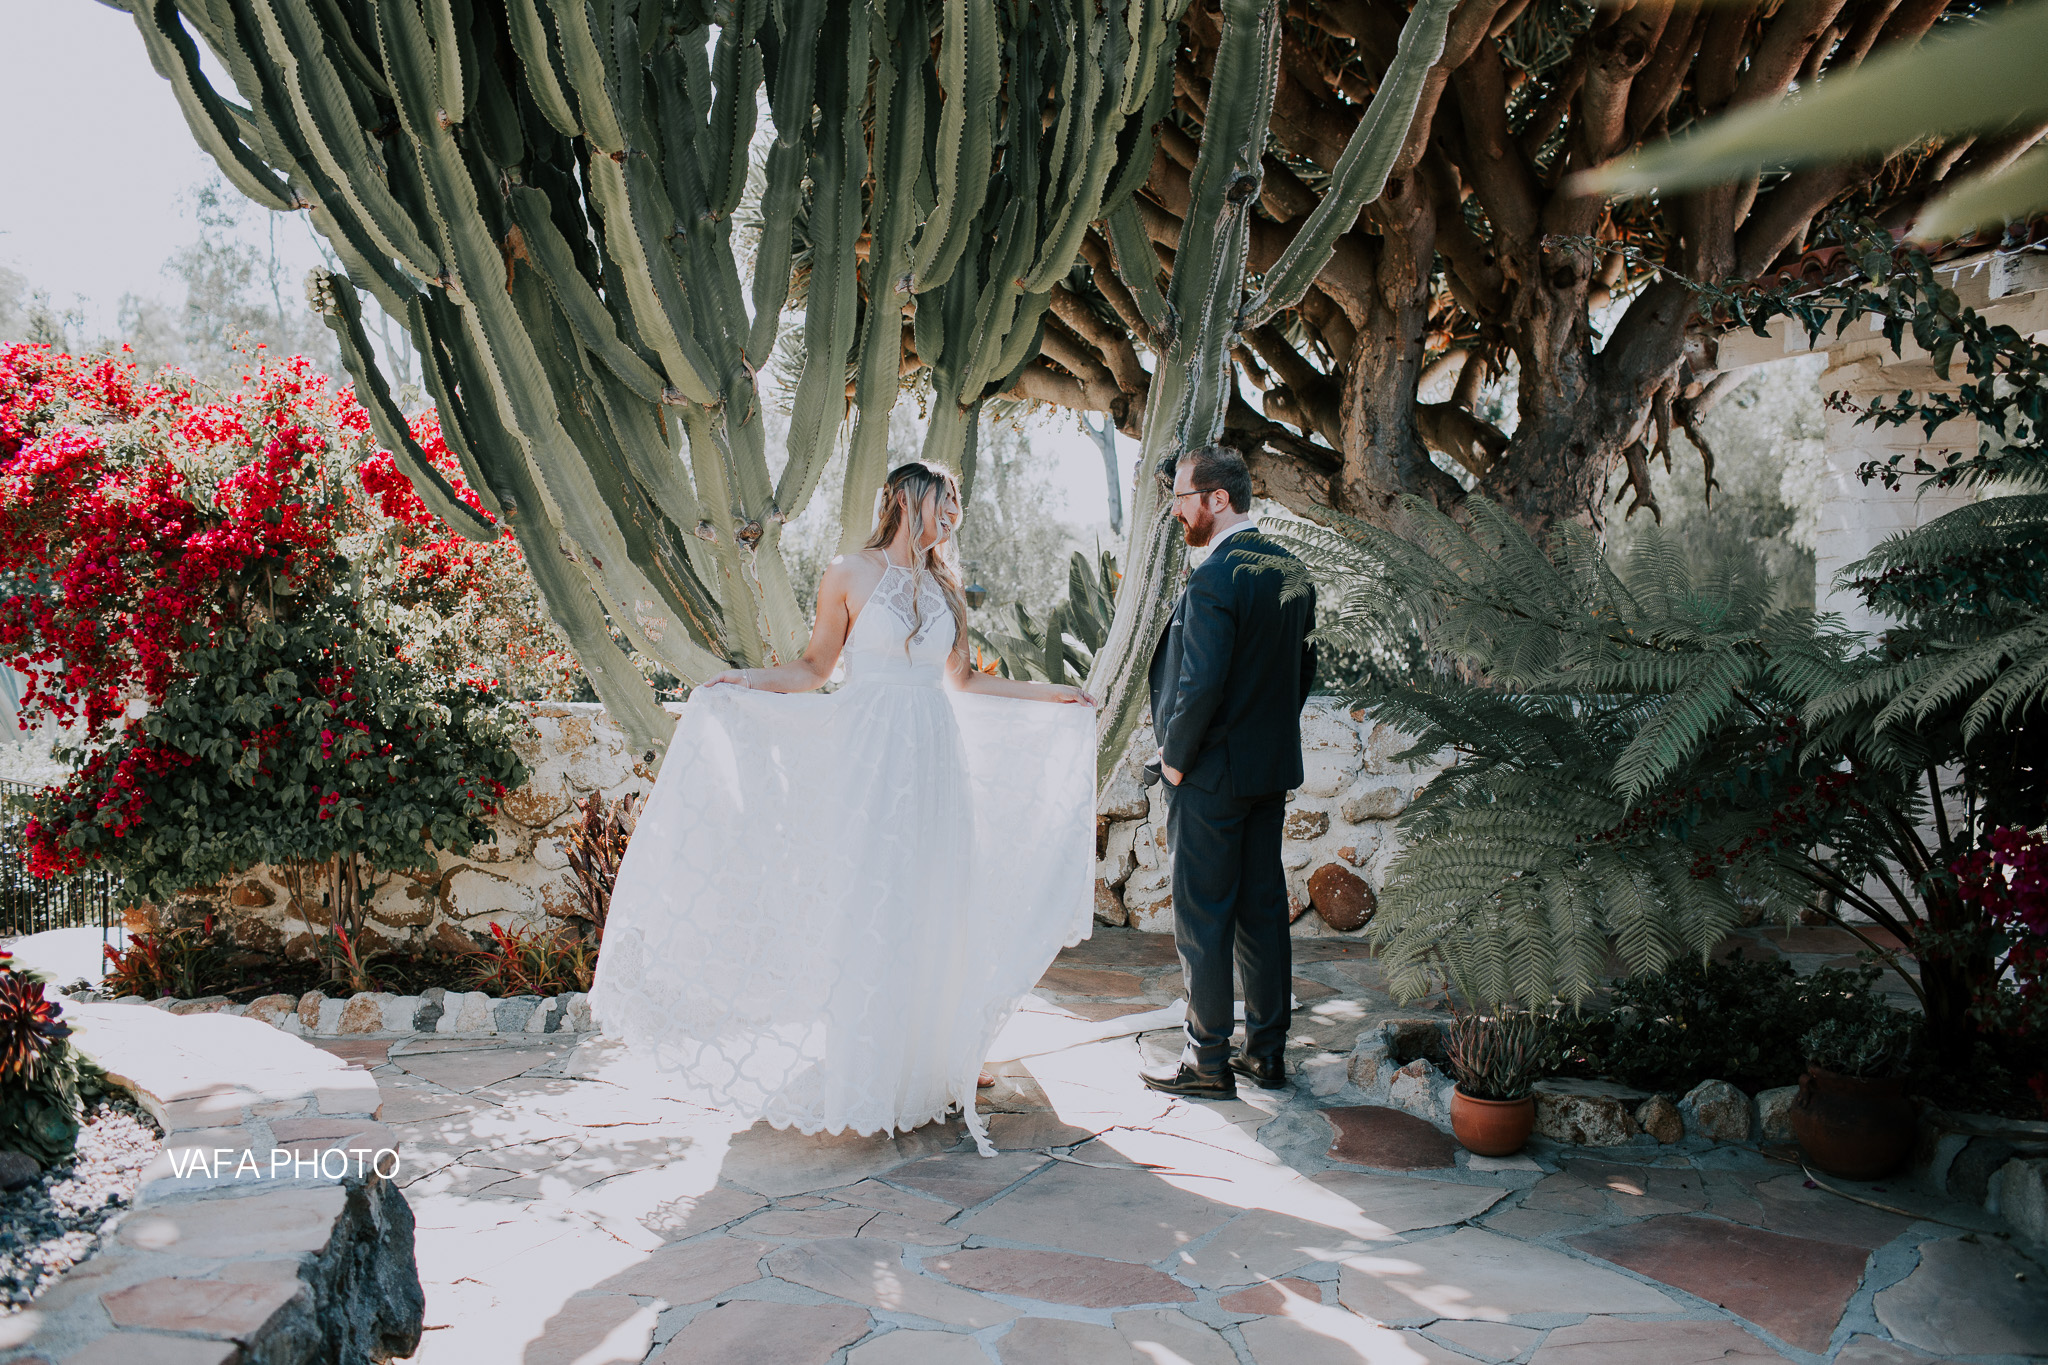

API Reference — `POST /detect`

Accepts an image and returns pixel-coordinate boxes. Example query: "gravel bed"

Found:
[0,1099,161,1311]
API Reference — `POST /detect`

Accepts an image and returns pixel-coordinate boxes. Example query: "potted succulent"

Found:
[1790,1001,1920,1180]
[1445,1010,1550,1156]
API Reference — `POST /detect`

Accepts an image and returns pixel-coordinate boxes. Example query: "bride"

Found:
[590,460,1098,1157]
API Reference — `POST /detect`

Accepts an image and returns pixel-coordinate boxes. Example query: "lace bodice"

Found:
[845,561,955,685]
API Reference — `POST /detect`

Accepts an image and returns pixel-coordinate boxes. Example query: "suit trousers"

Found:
[1163,780,1292,1071]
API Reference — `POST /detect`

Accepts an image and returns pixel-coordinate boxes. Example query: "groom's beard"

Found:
[1178,504,1217,547]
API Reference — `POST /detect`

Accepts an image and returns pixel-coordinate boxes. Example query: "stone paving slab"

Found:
[1338,1226,1681,1325]
[1309,1170,1510,1229]
[1569,1214,1873,1352]
[654,1299,868,1364]
[849,1329,990,1364]
[1322,1105,1460,1170]
[768,1238,1020,1328]
[1526,1316,1794,1363]
[1236,1305,1468,1364]
[926,1247,1193,1307]
[226,927,2041,1365]
[1425,1318,1545,1359]
[1871,1234,2048,1357]
[957,1159,1237,1263]
[1172,1206,1391,1288]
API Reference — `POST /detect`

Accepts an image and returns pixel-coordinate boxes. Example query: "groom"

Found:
[1140,444,1317,1099]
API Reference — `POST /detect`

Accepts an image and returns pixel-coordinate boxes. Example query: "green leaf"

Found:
[1581,3,2048,197]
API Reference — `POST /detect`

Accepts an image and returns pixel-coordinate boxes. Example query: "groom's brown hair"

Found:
[1175,444,1253,513]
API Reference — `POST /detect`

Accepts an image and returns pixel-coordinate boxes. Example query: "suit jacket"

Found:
[1147,527,1318,796]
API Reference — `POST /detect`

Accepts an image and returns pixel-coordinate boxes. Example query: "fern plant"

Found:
[1265,501,2037,1061]
[1259,222,2045,1082]
[1263,508,1851,1004]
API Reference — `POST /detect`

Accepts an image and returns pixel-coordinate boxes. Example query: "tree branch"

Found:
[1078,230,1158,349]
[1004,358,1137,432]
[1732,0,1851,110]
[1734,162,1871,277]
[1577,0,1676,168]
[1693,0,1763,111]
[1051,283,1151,398]
[1625,4,1703,143]
[1450,38,1542,249]
[1246,322,1345,447]
[1039,313,1119,392]
[1416,400,1509,475]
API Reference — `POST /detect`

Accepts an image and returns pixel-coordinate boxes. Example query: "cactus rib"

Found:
[315,269,498,541]
[247,0,443,284]
[1238,0,1456,330]
[909,0,998,294]
[509,184,669,403]
[129,0,302,212]
[506,0,581,136]
[545,0,628,154]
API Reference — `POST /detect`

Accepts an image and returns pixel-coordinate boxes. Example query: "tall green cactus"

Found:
[122,0,1175,761]
[1084,0,1455,784]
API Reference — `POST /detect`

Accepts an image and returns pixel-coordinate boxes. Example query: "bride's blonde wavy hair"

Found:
[864,461,969,664]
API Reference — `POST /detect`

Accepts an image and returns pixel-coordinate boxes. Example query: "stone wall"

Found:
[148,696,1439,953]
[146,702,661,957]
[1094,697,1443,938]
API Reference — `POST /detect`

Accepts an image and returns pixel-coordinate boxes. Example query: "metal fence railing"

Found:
[0,779,118,940]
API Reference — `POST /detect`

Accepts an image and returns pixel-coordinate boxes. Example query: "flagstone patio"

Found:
[325,929,2042,1365]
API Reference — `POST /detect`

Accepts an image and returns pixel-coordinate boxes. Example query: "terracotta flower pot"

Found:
[1450,1086,1535,1157]
[1789,1063,1916,1180]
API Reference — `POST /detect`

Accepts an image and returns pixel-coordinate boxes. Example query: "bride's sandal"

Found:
[977,1069,996,1088]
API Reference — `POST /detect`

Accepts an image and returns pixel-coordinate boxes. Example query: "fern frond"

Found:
[1609,646,1758,800]
[1845,492,2048,580]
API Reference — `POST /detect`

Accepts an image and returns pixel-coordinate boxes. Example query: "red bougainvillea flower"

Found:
[1956,826,2048,1020]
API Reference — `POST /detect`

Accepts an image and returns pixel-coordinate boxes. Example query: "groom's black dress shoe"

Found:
[1140,1062,1237,1099]
[1229,1051,1287,1090]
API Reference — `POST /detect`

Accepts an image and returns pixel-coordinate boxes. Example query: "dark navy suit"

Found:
[1146,525,1317,1070]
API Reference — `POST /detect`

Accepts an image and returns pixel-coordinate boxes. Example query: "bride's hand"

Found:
[1046,684,1096,706]
[702,669,750,689]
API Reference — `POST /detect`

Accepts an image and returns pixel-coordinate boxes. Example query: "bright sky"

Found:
[0,1,1133,528]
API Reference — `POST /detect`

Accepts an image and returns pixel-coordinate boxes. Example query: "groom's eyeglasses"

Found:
[1171,487,1219,504]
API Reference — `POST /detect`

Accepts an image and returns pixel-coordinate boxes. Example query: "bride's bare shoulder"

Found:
[819,550,886,601]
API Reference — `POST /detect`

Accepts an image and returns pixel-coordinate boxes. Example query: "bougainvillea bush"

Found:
[0,343,549,966]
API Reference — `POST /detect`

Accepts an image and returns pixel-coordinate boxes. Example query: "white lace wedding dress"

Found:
[589,563,1096,1155]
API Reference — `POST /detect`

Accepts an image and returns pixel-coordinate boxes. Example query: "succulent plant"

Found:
[1445,1009,1552,1102]
[0,972,70,1082]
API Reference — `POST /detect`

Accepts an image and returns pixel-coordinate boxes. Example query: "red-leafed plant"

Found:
[461,921,597,996]
[562,791,637,945]
[0,972,69,1082]
[101,914,235,1000]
